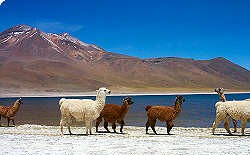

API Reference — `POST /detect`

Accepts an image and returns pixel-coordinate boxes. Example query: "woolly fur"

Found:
[212,100,250,135]
[59,87,111,135]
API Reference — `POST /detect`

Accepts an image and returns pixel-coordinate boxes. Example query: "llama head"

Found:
[16,98,23,104]
[215,88,225,94]
[175,96,185,104]
[123,97,134,105]
[96,87,111,95]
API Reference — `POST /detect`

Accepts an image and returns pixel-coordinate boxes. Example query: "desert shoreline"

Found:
[0,124,249,155]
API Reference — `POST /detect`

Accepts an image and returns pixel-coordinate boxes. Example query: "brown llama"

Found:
[145,96,185,135]
[214,87,237,132]
[0,98,23,126]
[96,97,134,133]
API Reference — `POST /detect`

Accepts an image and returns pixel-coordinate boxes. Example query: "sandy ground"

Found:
[0,125,250,155]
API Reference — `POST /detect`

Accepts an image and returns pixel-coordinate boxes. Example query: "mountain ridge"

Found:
[0,24,249,93]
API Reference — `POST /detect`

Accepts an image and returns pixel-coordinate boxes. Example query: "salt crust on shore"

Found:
[0,125,250,155]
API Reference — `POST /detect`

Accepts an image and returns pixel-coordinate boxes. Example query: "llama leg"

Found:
[67,117,72,135]
[12,119,15,126]
[145,120,150,134]
[85,125,89,135]
[7,118,10,127]
[60,126,63,135]
[119,120,125,133]
[167,121,174,134]
[96,117,102,132]
[0,115,2,126]
[224,116,232,135]
[67,125,72,135]
[104,120,110,132]
[86,127,89,135]
[112,122,116,133]
[85,119,91,135]
[60,120,64,135]
[232,119,237,133]
[212,113,225,134]
[145,118,157,134]
[89,121,93,135]
[241,119,247,135]
[212,119,223,135]
[150,119,157,134]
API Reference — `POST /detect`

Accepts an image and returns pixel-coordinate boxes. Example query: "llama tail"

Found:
[59,98,66,106]
[145,105,152,111]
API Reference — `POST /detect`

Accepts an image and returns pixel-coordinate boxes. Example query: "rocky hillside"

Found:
[0,24,249,93]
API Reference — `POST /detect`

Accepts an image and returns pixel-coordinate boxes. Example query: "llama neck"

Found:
[11,101,21,114]
[219,93,226,102]
[118,102,130,119]
[96,93,106,111]
[174,102,182,114]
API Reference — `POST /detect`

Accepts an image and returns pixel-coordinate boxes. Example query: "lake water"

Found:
[0,93,250,128]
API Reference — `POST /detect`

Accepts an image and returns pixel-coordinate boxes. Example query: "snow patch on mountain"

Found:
[0,0,5,6]
[60,32,89,47]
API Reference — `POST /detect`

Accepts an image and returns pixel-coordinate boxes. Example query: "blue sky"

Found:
[0,0,249,69]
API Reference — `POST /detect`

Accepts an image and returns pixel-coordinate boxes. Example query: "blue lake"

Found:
[0,93,250,128]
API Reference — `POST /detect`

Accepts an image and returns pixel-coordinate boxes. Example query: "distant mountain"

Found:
[0,24,249,93]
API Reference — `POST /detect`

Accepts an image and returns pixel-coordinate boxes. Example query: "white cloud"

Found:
[0,0,5,5]
[35,21,84,33]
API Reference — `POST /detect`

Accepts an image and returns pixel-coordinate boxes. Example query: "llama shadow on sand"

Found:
[147,133,175,136]
[63,133,105,136]
[213,133,250,137]
[97,130,127,135]
[0,125,15,127]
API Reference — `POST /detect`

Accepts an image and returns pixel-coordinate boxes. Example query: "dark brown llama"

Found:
[145,96,185,135]
[96,97,134,133]
[0,98,23,126]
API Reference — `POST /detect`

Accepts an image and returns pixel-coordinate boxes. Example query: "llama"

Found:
[59,87,111,135]
[145,96,185,134]
[214,87,237,132]
[0,98,23,126]
[95,97,134,133]
[212,100,250,135]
